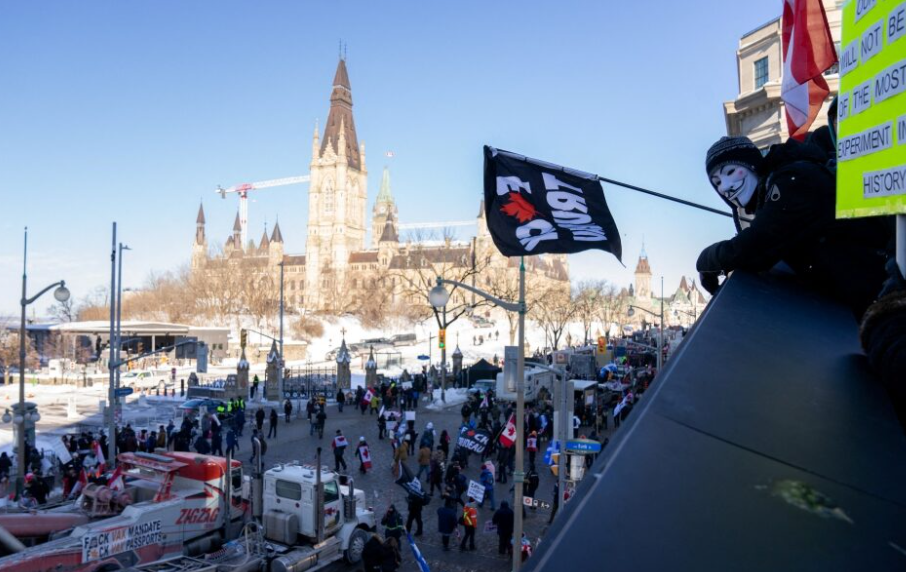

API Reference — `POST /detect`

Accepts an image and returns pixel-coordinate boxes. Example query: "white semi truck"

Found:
[260,462,376,572]
[0,448,375,572]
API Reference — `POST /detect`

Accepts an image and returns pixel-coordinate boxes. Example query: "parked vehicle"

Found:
[495,366,555,403]
[390,333,417,346]
[178,398,226,415]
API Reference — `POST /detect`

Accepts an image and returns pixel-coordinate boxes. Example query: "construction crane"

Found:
[397,221,475,230]
[215,175,310,247]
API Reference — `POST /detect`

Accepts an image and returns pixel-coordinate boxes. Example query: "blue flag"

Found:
[543,440,560,466]
[406,531,431,572]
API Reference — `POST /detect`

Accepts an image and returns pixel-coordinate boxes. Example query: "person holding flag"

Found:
[92,440,106,474]
[526,431,538,470]
[356,437,372,474]
[331,430,349,472]
[361,387,373,415]
[696,135,890,317]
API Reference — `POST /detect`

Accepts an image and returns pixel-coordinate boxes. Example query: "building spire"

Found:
[270,220,284,243]
[320,57,360,169]
[377,166,393,203]
[232,211,242,232]
[196,202,206,225]
[379,212,399,243]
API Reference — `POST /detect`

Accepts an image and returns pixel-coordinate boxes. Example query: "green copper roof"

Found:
[376,166,393,203]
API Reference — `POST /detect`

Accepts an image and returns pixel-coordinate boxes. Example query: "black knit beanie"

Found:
[705,136,764,177]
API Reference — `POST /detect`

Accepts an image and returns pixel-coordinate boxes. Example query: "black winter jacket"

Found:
[698,140,891,317]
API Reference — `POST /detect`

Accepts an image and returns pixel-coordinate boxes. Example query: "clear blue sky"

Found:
[0,0,781,316]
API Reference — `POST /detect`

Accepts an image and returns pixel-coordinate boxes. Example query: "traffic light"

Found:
[438,329,446,350]
[240,329,248,348]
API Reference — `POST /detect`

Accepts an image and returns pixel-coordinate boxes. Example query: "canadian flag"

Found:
[499,414,517,448]
[69,468,88,499]
[362,389,374,405]
[108,466,125,491]
[92,441,106,474]
[781,0,838,140]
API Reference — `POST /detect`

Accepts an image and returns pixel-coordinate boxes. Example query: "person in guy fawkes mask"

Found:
[697,135,890,319]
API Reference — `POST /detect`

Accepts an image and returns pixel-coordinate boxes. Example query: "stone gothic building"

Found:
[624,245,709,330]
[191,57,569,312]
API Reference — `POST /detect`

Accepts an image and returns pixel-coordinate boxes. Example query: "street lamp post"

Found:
[278,262,285,400]
[114,243,131,440]
[441,305,447,401]
[429,259,526,572]
[17,227,70,494]
[108,223,117,466]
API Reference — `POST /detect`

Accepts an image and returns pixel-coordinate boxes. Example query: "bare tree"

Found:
[531,287,576,351]
[48,297,77,323]
[597,284,629,341]
[392,229,491,332]
[76,286,111,321]
[573,280,605,345]
[0,323,40,379]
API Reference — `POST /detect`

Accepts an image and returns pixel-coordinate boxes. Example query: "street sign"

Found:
[115,387,134,398]
[565,439,602,454]
[522,496,552,510]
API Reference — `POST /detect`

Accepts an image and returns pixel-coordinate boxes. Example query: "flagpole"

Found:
[489,146,737,220]
[512,256,526,572]
[595,176,734,219]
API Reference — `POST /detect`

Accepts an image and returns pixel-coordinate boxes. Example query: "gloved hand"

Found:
[699,271,720,295]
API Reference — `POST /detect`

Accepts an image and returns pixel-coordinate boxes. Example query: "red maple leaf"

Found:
[500,192,537,223]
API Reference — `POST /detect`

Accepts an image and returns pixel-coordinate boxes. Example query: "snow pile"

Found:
[425,387,469,410]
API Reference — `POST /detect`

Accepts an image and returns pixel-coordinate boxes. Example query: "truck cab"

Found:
[261,463,375,567]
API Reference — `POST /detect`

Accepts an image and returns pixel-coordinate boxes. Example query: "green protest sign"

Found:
[836,0,906,217]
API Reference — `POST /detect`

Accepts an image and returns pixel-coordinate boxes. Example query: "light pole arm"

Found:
[628,304,659,319]
[22,280,66,306]
[437,278,522,313]
[246,329,279,343]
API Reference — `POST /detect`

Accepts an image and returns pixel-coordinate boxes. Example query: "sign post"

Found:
[836,0,906,276]
[504,345,518,392]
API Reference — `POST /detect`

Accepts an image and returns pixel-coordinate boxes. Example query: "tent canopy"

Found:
[466,358,501,386]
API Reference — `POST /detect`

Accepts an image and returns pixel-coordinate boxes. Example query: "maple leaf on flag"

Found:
[501,192,537,223]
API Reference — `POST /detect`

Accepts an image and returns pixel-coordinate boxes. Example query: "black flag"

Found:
[395,462,430,501]
[483,146,622,261]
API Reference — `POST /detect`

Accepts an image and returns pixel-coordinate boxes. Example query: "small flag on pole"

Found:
[499,414,517,448]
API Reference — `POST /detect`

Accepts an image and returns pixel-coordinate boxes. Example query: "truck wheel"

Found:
[344,528,370,564]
